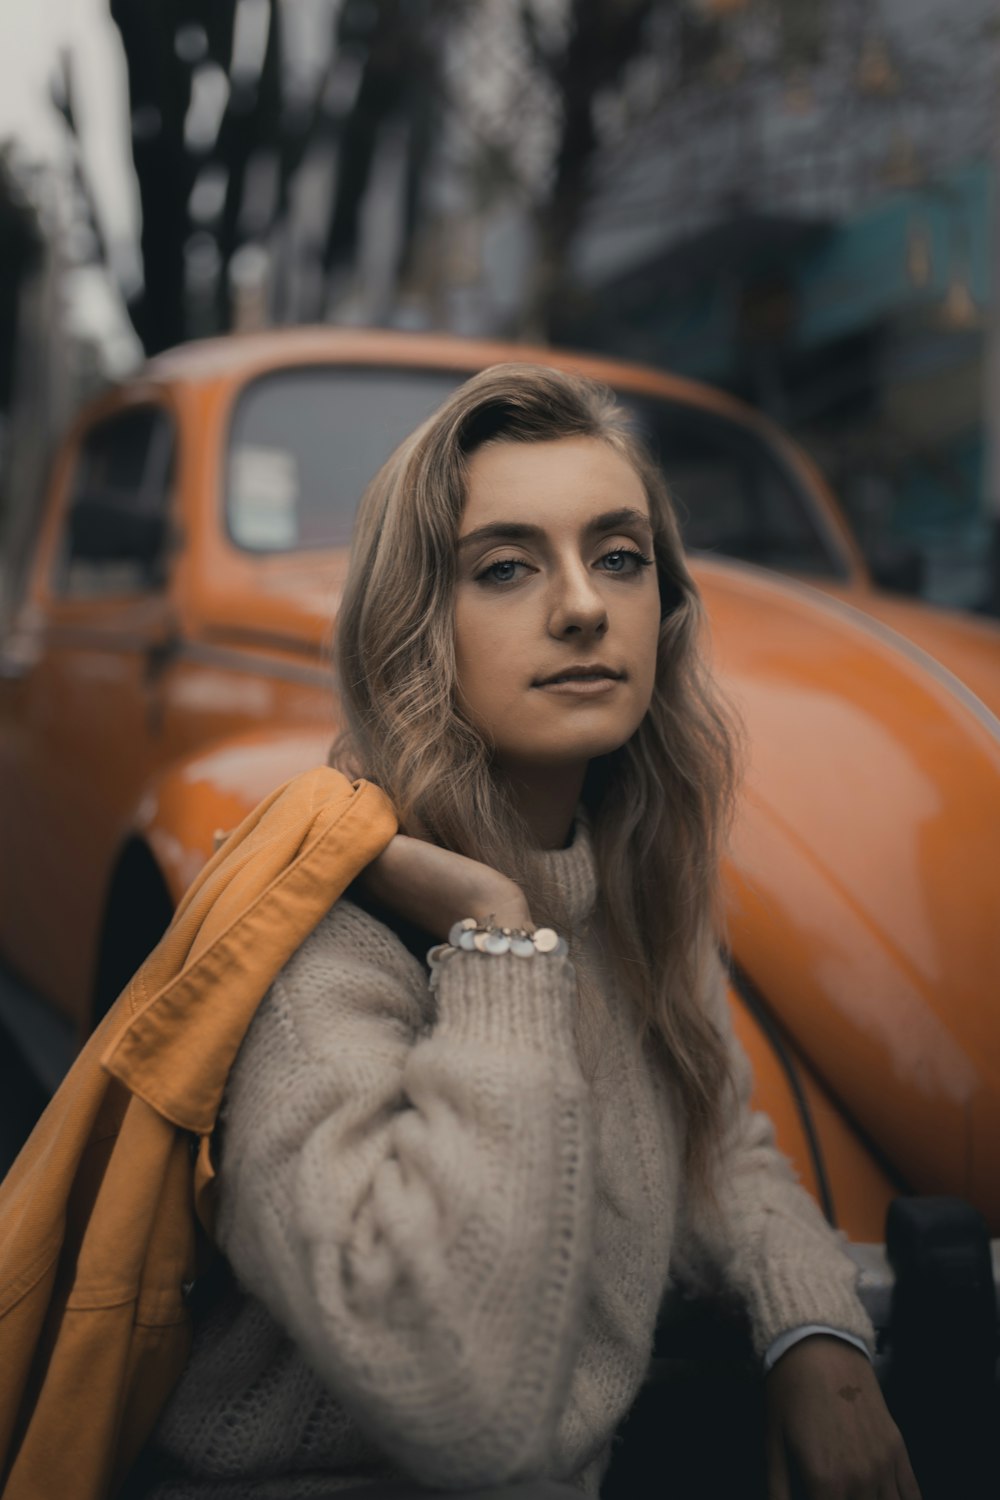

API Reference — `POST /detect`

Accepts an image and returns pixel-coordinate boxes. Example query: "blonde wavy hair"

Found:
[331,363,744,1206]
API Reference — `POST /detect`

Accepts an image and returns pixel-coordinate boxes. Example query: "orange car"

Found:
[1,328,997,1325]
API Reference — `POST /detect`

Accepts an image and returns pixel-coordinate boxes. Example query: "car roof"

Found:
[142,325,762,427]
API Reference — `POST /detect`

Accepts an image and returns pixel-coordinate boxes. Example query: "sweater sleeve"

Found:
[214,901,595,1489]
[670,945,876,1362]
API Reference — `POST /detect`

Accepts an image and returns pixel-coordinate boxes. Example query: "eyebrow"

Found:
[457,507,653,552]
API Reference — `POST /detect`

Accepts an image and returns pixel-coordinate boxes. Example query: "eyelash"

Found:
[475,547,654,586]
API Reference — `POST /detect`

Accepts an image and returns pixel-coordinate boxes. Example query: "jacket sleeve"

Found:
[669,943,875,1362]
[214,901,595,1489]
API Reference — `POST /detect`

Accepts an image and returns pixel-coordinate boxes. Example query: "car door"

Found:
[0,400,181,1021]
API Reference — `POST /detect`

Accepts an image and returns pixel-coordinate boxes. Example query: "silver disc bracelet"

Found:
[427,916,568,990]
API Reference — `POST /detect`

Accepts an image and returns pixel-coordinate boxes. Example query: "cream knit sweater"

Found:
[143,817,874,1499]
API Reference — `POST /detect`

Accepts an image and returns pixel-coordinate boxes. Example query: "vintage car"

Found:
[0,329,998,1363]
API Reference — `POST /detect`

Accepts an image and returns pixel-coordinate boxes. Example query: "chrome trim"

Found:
[179,638,331,687]
[38,625,332,690]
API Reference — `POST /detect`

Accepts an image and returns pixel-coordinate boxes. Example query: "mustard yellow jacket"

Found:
[0,768,397,1500]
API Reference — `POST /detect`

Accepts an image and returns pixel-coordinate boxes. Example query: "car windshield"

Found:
[226,366,844,577]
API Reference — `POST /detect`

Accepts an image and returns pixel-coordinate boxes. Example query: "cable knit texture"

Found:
[142,817,874,1499]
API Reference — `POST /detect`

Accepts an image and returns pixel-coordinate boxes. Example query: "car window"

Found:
[226,365,843,579]
[55,405,176,597]
[227,368,464,552]
[622,396,845,578]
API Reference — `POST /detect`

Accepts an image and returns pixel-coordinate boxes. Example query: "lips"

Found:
[534,664,624,686]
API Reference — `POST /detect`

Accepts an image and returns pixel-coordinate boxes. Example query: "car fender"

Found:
[128,726,337,906]
[728,971,900,1243]
[695,558,1000,1229]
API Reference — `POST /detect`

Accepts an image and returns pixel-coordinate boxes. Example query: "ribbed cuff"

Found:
[430,947,580,1052]
[744,1246,876,1361]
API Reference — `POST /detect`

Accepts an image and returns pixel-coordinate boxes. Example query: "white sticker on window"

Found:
[230,445,300,549]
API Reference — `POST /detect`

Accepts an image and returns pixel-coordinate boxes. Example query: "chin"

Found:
[490,703,648,769]
[500,732,636,767]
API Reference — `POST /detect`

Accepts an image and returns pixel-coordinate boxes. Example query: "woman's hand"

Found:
[764,1335,921,1499]
[360,833,533,943]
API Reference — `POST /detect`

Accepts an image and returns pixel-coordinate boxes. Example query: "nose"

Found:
[547,560,609,640]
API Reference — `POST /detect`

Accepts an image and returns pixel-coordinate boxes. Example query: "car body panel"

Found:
[133,726,339,909]
[701,559,1000,1223]
[808,580,1000,723]
[730,993,899,1243]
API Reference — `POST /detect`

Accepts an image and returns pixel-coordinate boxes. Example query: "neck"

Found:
[500,761,587,850]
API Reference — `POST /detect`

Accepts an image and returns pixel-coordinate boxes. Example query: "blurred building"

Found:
[550,0,998,611]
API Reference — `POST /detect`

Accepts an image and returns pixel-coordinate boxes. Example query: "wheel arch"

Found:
[89,835,175,1027]
[89,726,333,1028]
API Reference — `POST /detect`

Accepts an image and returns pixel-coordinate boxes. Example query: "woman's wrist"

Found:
[358,835,531,943]
[466,882,533,934]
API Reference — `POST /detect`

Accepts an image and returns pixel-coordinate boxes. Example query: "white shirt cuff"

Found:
[762,1324,874,1374]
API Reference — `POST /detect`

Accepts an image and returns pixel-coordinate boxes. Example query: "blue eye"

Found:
[478,557,529,584]
[600,548,653,574]
[475,548,653,586]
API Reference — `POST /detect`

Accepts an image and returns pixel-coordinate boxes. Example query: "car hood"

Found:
[694,559,1000,1229]
[807,579,1000,723]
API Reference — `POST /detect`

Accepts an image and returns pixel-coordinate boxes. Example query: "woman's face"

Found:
[454,435,662,775]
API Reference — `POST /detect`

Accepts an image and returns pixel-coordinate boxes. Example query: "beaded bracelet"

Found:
[427,916,568,989]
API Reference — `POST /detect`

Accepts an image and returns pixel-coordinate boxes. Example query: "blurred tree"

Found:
[103,0,987,357]
[103,0,842,347]
[502,0,842,338]
[110,0,290,352]
[424,0,844,339]
[209,1,286,330]
[108,0,463,346]
[517,0,656,336]
[316,0,458,317]
[110,0,200,353]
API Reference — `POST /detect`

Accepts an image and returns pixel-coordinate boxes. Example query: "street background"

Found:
[1,0,998,628]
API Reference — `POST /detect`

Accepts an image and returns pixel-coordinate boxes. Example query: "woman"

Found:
[139,366,920,1500]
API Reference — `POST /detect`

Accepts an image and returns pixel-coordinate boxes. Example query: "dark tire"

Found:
[90,840,174,1028]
